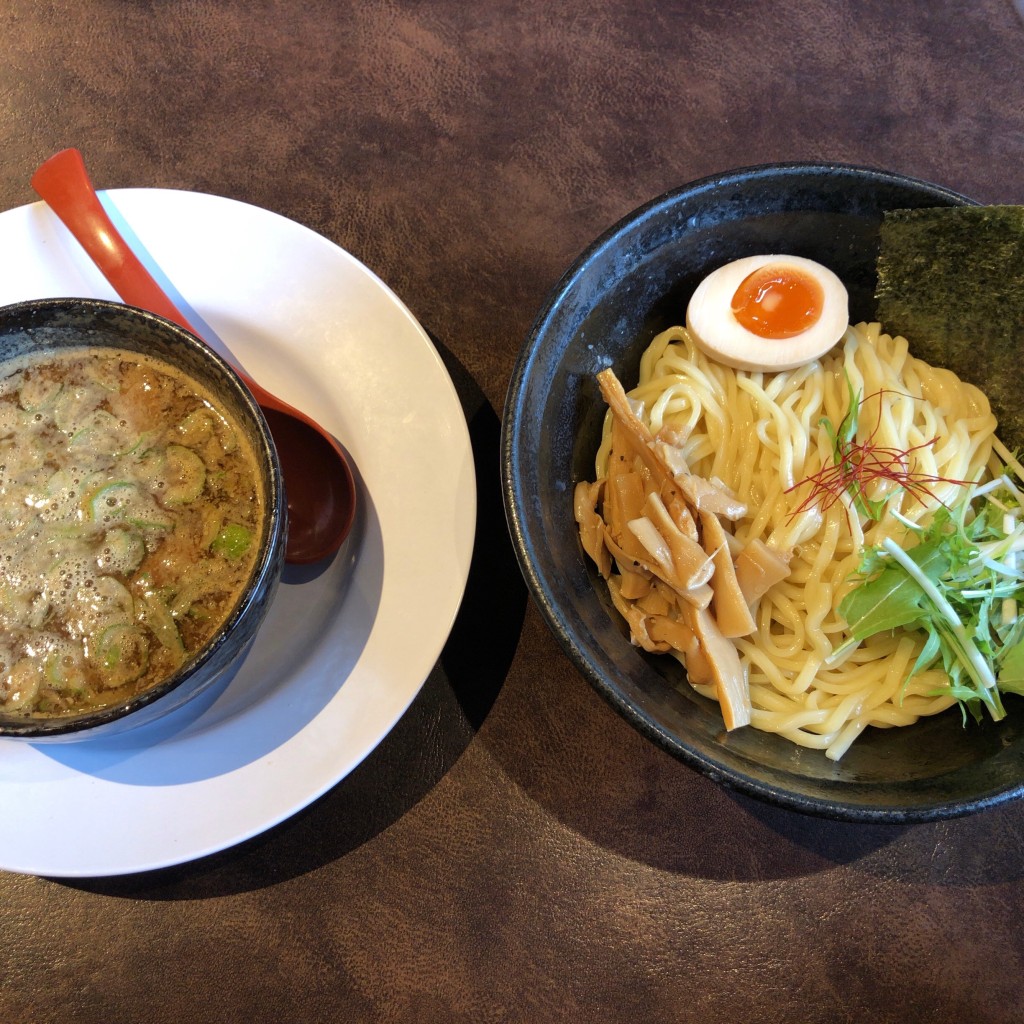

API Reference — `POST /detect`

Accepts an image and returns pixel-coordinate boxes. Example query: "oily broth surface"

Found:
[0,346,264,717]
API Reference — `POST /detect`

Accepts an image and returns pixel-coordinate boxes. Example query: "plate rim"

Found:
[0,187,477,874]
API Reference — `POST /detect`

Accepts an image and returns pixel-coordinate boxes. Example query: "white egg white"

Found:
[685,254,849,372]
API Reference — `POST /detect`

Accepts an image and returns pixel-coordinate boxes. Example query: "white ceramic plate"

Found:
[0,189,476,876]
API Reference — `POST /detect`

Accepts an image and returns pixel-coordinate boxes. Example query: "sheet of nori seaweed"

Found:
[875,205,1024,447]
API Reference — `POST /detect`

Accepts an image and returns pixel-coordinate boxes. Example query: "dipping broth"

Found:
[0,346,265,716]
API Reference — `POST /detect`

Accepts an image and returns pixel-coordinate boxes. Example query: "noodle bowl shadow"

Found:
[501,162,1024,823]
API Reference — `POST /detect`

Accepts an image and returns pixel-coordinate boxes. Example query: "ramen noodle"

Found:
[575,322,1001,759]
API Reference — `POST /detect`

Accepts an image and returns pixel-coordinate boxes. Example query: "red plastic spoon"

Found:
[31,148,357,565]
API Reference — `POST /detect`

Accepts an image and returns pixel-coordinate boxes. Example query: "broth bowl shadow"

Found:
[55,332,527,894]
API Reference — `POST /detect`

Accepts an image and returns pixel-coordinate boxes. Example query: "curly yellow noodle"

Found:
[596,322,997,758]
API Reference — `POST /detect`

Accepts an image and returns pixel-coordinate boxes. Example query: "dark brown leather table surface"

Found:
[2,1,1023,1021]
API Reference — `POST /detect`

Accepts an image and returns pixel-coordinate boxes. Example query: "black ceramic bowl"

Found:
[502,161,1024,822]
[0,298,286,740]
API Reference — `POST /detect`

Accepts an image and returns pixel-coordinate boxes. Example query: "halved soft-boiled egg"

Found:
[685,254,849,371]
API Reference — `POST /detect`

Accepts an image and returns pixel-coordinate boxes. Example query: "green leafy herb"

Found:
[822,376,886,521]
[834,472,1024,723]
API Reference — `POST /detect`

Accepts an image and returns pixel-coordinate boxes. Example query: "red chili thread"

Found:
[785,388,974,520]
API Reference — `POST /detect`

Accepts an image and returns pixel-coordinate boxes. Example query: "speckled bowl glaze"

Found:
[0,298,286,740]
[502,162,1024,822]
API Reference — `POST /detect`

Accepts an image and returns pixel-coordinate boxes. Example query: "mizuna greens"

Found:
[833,447,1024,724]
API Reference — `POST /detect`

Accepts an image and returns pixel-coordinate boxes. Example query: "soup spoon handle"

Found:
[31,152,200,327]
[29,150,337,461]
[31,150,259,383]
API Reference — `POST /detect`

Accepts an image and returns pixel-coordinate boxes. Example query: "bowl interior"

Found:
[0,298,284,738]
[503,163,1024,821]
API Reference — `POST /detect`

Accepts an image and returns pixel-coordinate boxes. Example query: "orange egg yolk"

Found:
[730,264,824,339]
